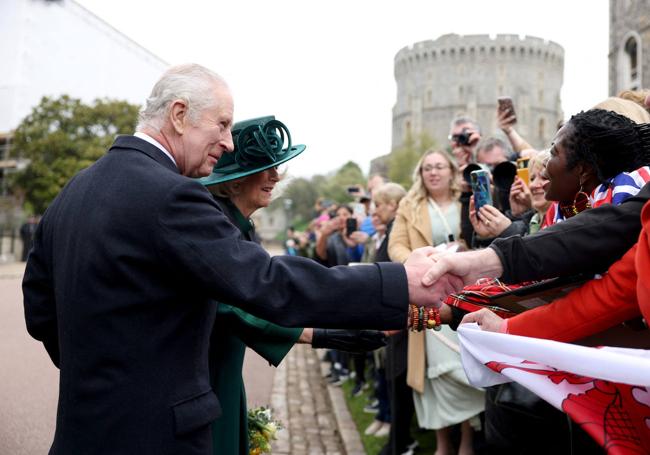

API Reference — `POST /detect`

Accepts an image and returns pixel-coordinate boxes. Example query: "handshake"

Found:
[403,246,504,309]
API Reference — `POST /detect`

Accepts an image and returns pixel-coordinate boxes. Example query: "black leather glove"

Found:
[311,329,387,353]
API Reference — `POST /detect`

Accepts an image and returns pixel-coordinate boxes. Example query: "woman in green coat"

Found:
[199,116,386,454]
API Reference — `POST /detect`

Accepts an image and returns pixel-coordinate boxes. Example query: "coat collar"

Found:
[108,135,180,174]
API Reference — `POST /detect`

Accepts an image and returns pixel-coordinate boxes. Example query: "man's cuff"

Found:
[488,243,510,282]
[375,262,409,320]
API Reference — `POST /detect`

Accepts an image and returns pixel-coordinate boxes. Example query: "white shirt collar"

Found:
[133,132,177,167]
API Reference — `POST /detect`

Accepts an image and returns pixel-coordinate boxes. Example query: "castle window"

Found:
[538,118,545,140]
[625,37,638,80]
[618,32,642,91]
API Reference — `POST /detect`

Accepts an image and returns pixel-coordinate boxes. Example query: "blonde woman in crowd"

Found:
[389,150,484,455]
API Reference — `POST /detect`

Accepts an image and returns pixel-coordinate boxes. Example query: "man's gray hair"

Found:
[476,137,515,160]
[136,64,227,131]
[449,116,481,134]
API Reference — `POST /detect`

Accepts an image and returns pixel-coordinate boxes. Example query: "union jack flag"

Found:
[592,166,650,208]
[543,167,650,226]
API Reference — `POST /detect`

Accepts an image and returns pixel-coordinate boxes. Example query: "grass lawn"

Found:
[341,378,437,454]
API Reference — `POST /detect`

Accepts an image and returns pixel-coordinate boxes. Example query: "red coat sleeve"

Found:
[506,244,640,342]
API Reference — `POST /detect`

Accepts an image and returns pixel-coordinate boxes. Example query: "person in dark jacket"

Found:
[22,64,459,455]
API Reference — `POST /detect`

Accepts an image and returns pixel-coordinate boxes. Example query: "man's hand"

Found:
[422,248,504,288]
[461,308,506,333]
[404,247,464,308]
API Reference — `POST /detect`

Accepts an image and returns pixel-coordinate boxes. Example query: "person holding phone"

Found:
[469,150,552,248]
[315,204,366,384]
[496,97,536,157]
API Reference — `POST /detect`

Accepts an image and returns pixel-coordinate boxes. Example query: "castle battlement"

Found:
[391,33,564,152]
[395,34,564,75]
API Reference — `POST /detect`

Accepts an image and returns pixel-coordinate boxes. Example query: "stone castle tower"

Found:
[391,34,564,152]
[609,0,650,95]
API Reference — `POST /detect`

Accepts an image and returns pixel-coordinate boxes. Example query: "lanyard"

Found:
[428,198,455,243]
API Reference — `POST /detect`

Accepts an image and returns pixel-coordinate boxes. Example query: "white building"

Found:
[0,0,169,261]
[0,0,169,134]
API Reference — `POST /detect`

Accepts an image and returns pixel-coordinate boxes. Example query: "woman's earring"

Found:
[571,186,592,215]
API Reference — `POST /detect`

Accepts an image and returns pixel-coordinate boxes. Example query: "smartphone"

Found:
[345,217,358,236]
[470,169,493,211]
[498,96,517,124]
[516,157,530,186]
[347,186,361,194]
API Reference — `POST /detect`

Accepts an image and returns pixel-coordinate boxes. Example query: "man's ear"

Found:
[169,100,188,134]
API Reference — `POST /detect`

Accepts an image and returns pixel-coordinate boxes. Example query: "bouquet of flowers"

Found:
[248,406,283,455]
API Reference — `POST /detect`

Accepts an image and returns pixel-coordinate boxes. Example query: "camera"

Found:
[455,128,473,146]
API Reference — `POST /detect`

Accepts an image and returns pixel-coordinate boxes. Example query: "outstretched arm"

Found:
[490,183,650,283]
[462,244,641,342]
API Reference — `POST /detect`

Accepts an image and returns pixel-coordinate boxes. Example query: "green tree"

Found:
[279,177,321,224]
[320,161,365,204]
[10,95,139,213]
[388,132,435,188]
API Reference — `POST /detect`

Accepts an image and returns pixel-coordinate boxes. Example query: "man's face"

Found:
[175,84,234,178]
[449,122,479,166]
[476,146,508,169]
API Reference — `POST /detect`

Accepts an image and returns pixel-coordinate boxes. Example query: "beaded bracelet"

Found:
[408,304,442,332]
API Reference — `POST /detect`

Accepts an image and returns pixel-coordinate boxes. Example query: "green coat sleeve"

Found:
[217,303,302,366]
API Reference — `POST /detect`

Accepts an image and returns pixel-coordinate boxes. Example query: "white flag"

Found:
[458,323,650,454]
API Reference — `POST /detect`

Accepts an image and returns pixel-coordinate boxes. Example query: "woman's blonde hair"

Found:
[402,149,460,220]
[208,179,242,198]
[617,89,650,114]
[373,182,407,206]
[528,149,551,173]
[593,96,650,124]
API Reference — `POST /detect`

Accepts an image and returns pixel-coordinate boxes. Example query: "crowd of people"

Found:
[278,89,650,454]
[21,62,650,455]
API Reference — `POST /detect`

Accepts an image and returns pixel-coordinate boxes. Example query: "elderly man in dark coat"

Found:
[23,64,459,455]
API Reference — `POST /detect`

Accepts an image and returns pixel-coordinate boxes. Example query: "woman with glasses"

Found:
[389,149,484,455]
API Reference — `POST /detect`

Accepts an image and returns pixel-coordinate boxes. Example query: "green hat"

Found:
[198,116,306,186]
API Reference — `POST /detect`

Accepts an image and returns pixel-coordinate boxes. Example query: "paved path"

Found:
[271,345,348,455]
[0,262,58,455]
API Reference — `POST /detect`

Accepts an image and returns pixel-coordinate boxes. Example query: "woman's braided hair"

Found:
[564,109,650,182]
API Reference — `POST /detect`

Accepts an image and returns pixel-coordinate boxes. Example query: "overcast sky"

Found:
[76,0,609,178]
